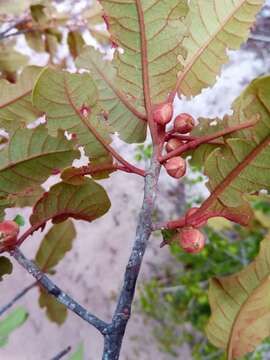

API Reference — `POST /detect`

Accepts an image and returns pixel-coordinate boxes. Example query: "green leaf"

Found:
[30,179,111,227]
[35,220,76,273]
[39,289,67,325]
[178,0,264,96]
[0,49,28,76]
[68,344,84,360]
[44,31,60,58]
[25,32,45,52]
[194,76,270,225]
[100,0,188,104]
[0,307,28,347]
[30,4,48,25]
[0,256,12,281]
[0,125,79,212]
[206,237,270,359]
[14,186,44,209]
[67,31,85,59]
[0,66,43,133]
[13,215,25,227]
[32,68,112,161]
[76,47,147,143]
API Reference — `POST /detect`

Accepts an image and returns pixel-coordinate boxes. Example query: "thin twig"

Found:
[10,247,108,334]
[49,346,72,360]
[0,281,37,316]
[0,29,32,40]
[160,117,258,163]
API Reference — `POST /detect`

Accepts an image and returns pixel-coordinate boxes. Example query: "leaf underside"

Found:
[190,76,270,225]
[76,47,147,143]
[206,237,270,359]
[0,125,79,217]
[178,0,264,97]
[0,66,43,133]
[100,0,188,104]
[32,68,112,162]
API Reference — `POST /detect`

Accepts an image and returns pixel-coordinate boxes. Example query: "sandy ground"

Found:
[1,4,270,358]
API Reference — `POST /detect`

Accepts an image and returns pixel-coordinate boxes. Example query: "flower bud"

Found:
[153,103,173,125]
[164,156,186,179]
[179,227,205,254]
[165,138,183,153]
[0,221,20,252]
[174,113,195,134]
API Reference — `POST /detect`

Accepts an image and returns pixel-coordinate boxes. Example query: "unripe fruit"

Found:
[174,113,195,134]
[0,221,20,252]
[179,227,205,254]
[153,102,173,125]
[164,156,186,179]
[165,138,183,153]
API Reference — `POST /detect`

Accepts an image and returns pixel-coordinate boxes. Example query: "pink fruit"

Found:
[174,113,195,134]
[179,227,205,254]
[164,157,186,179]
[153,103,173,125]
[0,221,20,251]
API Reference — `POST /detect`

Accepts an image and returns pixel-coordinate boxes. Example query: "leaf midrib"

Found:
[87,54,147,121]
[201,134,270,212]
[0,90,32,109]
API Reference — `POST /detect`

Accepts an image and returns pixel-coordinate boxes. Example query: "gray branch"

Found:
[0,29,32,40]
[0,281,37,317]
[10,247,108,334]
[102,154,161,359]
[49,346,72,360]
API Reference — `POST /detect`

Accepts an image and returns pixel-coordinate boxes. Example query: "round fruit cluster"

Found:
[153,102,195,179]
[153,103,205,254]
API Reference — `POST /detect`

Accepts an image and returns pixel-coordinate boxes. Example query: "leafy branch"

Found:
[0,0,269,359]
